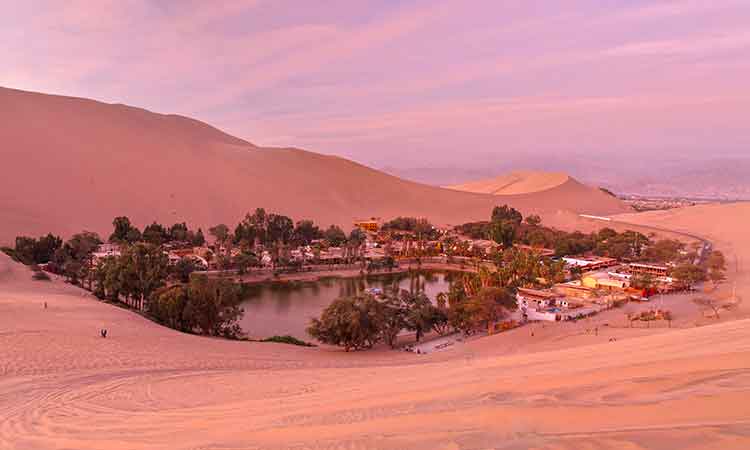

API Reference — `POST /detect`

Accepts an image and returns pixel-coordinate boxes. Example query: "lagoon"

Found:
[238,271,455,339]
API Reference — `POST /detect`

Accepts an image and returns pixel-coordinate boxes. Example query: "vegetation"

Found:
[307,295,384,351]
[261,335,316,347]
[671,264,707,288]
[706,250,727,284]
[9,233,63,264]
[323,225,347,247]
[149,275,245,338]
[693,297,723,319]
[30,264,51,281]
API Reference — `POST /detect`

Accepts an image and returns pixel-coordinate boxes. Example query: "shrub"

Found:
[1,246,18,261]
[32,271,51,281]
[261,335,316,347]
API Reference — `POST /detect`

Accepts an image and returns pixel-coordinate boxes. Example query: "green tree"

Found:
[292,220,322,246]
[119,243,169,310]
[183,275,245,337]
[233,252,258,275]
[173,258,197,283]
[267,214,294,244]
[143,222,169,245]
[169,222,189,242]
[66,231,102,261]
[110,216,141,243]
[380,295,408,348]
[464,287,515,334]
[209,224,230,244]
[323,225,347,247]
[491,205,523,225]
[307,295,384,351]
[192,228,206,246]
[488,220,515,248]
[399,290,436,343]
[13,234,63,264]
[706,250,727,284]
[149,285,191,331]
[630,272,654,290]
[524,214,542,227]
[671,264,707,288]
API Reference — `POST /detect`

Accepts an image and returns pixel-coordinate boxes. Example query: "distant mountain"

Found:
[600,159,750,200]
[0,87,630,244]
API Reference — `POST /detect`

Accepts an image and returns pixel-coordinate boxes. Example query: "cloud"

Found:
[2,0,750,167]
[604,31,750,56]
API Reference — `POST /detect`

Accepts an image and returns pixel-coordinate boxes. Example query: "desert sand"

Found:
[3,203,750,450]
[613,202,750,317]
[0,87,629,244]
[447,170,571,195]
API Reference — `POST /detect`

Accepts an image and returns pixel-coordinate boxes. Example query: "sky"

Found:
[3,0,750,173]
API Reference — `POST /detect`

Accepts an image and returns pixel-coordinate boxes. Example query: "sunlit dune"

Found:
[447,170,571,195]
[614,202,750,316]
[0,87,629,244]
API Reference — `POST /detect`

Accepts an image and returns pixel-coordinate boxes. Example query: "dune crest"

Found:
[448,170,571,195]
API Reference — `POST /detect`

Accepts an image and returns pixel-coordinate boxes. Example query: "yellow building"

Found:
[353,218,380,233]
[582,275,628,290]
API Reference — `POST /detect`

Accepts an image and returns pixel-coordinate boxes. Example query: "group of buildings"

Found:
[515,257,676,323]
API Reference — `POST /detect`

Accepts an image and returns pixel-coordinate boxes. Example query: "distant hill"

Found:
[446,171,570,195]
[0,87,630,244]
[446,171,626,214]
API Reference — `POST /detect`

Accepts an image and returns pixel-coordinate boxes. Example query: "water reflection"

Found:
[239,271,454,339]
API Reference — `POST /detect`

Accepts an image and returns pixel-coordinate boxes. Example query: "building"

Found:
[582,273,629,290]
[353,218,380,233]
[562,256,618,272]
[470,239,501,255]
[516,287,562,308]
[516,288,566,322]
[629,262,669,277]
[553,281,597,299]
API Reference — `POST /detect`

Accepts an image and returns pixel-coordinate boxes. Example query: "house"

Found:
[353,218,380,233]
[553,281,597,299]
[563,256,618,272]
[629,262,670,277]
[582,273,629,290]
[470,239,501,255]
[516,288,565,322]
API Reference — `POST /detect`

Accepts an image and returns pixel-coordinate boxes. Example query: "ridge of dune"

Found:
[447,170,571,195]
[0,87,629,243]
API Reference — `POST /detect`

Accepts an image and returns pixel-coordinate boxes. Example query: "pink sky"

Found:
[3,0,749,171]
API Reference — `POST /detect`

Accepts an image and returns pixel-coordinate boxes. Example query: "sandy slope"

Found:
[3,223,750,450]
[0,87,629,244]
[447,170,571,195]
[614,202,750,316]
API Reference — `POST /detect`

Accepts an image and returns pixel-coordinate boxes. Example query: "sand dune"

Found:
[447,170,571,195]
[3,202,750,450]
[613,202,750,317]
[0,87,629,244]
